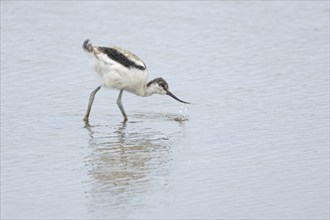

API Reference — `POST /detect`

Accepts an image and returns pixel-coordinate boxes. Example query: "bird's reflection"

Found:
[85,119,176,217]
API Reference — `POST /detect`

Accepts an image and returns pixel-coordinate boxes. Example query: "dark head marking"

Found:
[147,77,169,90]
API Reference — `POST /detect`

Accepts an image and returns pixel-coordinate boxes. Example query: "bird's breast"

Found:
[93,62,147,95]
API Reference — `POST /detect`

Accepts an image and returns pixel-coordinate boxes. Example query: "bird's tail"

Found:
[82,39,95,54]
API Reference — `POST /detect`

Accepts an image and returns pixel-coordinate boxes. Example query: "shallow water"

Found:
[1,1,329,219]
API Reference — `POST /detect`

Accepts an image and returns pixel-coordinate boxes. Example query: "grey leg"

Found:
[84,86,101,122]
[117,89,128,122]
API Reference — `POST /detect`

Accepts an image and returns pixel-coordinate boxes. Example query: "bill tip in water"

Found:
[166,91,191,104]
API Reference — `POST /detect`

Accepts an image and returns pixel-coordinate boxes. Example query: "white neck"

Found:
[142,82,166,97]
[124,84,153,97]
[124,81,165,97]
[143,84,157,97]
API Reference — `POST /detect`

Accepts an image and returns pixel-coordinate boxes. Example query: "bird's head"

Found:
[146,77,190,104]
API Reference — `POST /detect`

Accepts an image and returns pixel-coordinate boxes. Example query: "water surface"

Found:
[1,1,329,219]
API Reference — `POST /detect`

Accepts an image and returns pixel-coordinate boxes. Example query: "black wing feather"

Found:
[99,47,146,70]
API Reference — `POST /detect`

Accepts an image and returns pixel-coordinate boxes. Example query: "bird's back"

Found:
[83,39,146,70]
[83,39,149,96]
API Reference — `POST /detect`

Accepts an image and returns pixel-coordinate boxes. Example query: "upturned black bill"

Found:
[166,91,191,104]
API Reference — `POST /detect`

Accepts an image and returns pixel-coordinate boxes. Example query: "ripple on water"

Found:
[83,121,183,217]
[133,106,190,122]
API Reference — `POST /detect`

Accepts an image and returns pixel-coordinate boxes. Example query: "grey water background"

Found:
[1,1,329,219]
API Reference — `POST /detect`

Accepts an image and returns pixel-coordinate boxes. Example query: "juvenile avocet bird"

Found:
[82,39,190,122]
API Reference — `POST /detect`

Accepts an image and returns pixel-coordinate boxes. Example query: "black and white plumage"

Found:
[82,39,190,122]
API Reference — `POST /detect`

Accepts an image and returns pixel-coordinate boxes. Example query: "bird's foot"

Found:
[83,117,91,127]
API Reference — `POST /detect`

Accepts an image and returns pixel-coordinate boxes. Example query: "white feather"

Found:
[89,54,148,96]
[82,40,189,122]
